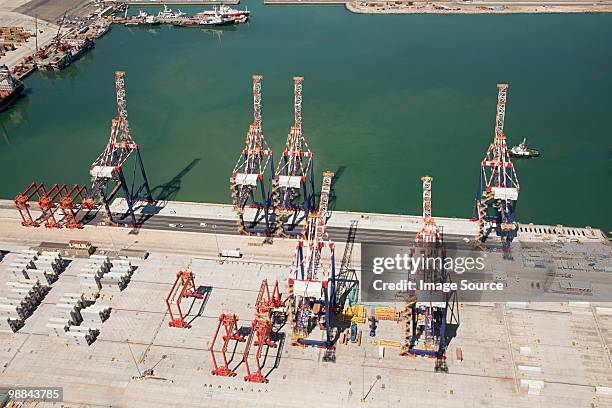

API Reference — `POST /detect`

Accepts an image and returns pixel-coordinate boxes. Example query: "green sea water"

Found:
[1,2,611,232]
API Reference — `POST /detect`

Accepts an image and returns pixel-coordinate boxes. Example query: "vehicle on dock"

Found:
[510,138,540,158]
[0,65,24,112]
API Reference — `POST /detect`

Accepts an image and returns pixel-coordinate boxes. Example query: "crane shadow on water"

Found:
[135,158,202,225]
[313,165,345,213]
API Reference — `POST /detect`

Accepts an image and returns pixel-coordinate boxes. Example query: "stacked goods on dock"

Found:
[46,291,111,346]
[79,255,134,300]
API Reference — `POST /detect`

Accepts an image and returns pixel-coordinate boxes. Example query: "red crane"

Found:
[14,182,45,226]
[210,312,245,377]
[38,183,67,228]
[165,270,203,329]
[59,184,96,229]
[242,279,283,383]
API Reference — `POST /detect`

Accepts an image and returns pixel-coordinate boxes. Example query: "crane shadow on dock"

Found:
[329,219,360,346]
[184,285,213,326]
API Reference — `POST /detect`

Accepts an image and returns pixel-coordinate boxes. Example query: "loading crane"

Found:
[474,84,520,248]
[89,71,153,226]
[287,171,337,348]
[271,77,316,236]
[14,182,45,227]
[14,182,93,228]
[400,176,459,373]
[165,269,203,329]
[230,75,275,235]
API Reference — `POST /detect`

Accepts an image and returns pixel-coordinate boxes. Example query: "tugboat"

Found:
[0,65,24,112]
[510,138,540,158]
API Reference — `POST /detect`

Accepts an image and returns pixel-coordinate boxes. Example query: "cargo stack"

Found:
[0,278,46,333]
[46,292,110,346]
[78,255,111,300]
[99,259,133,292]
[5,250,65,286]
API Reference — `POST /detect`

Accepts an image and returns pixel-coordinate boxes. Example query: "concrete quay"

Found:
[0,2,60,69]
[345,0,612,14]
[0,214,611,407]
[106,198,608,244]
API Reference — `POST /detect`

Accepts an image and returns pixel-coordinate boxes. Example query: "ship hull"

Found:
[0,82,24,112]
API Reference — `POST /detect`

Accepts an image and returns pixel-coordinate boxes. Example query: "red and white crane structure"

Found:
[287,171,337,349]
[415,176,442,244]
[90,71,153,226]
[474,84,520,246]
[230,75,274,235]
[272,76,316,236]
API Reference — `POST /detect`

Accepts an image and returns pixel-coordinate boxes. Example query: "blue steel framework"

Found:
[90,71,153,226]
[474,84,520,247]
[272,76,316,236]
[230,75,275,235]
[287,172,338,348]
[400,176,459,373]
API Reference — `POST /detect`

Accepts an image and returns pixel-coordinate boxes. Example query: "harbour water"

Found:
[1,2,611,232]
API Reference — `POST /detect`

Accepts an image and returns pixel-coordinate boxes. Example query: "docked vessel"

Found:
[36,38,94,71]
[194,5,250,22]
[0,65,24,112]
[197,14,235,26]
[158,5,187,19]
[91,21,111,38]
[510,138,540,158]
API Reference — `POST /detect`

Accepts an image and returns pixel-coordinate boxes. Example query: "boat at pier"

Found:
[194,5,250,22]
[158,5,187,19]
[91,21,111,38]
[0,65,24,112]
[197,14,235,26]
[36,38,95,71]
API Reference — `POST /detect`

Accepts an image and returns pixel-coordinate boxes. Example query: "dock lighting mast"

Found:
[230,75,275,235]
[287,171,337,349]
[401,176,459,373]
[89,71,153,226]
[272,76,316,236]
[474,84,520,247]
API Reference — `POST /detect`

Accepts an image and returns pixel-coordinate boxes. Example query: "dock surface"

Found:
[0,211,611,406]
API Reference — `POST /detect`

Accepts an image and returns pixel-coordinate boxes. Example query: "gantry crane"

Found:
[14,182,45,227]
[242,279,283,383]
[474,84,520,248]
[272,76,316,236]
[14,182,93,228]
[90,71,153,226]
[400,176,459,373]
[38,183,67,228]
[230,75,275,235]
[287,171,337,348]
[165,270,203,329]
